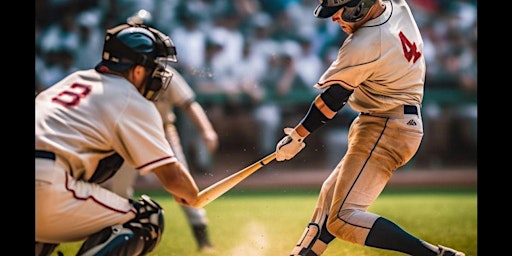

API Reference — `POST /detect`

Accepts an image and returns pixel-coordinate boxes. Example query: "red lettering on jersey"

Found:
[52,83,92,107]
[398,31,421,63]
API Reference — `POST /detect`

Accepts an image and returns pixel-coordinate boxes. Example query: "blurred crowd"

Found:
[35,0,477,169]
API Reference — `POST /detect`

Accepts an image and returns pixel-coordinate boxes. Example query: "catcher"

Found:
[36,23,199,255]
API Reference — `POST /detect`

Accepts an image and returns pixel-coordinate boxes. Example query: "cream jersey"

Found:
[35,69,177,182]
[154,66,195,125]
[315,0,425,113]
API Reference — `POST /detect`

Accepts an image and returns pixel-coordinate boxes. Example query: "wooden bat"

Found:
[191,152,276,208]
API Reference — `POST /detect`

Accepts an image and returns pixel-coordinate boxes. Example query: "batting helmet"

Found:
[314,0,377,22]
[95,23,177,101]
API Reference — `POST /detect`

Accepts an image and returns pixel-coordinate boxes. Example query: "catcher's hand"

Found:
[275,127,306,161]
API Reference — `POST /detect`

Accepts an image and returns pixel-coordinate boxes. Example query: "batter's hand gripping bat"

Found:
[191,152,276,208]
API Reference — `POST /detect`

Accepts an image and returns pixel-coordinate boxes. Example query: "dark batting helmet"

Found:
[314,0,377,22]
[95,23,177,101]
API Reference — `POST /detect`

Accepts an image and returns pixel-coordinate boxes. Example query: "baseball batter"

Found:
[274,0,465,255]
[35,23,200,255]
[107,64,219,252]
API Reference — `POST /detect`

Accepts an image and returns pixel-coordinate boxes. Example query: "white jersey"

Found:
[315,0,425,113]
[154,66,195,125]
[35,69,177,182]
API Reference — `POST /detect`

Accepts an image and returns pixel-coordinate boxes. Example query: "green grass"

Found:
[52,187,477,256]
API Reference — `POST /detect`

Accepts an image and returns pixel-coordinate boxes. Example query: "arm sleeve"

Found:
[298,85,353,136]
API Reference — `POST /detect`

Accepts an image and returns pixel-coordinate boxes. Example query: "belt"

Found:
[404,105,418,115]
[361,105,418,117]
[35,150,56,160]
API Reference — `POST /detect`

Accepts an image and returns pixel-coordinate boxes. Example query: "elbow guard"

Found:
[321,85,352,112]
[301,85,352,133]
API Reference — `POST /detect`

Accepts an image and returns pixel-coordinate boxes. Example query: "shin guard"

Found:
[290,220,334,256]
[76,224,145,256]
[290,222,322,256]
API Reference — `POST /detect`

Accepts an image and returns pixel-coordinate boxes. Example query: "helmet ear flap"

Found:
[142,72,164,101]
[341,0,376,22]
[142,64,174,101]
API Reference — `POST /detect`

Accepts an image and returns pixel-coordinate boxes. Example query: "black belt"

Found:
[361,105,418,116]
[35,150,56,160]
[404,105,418,115]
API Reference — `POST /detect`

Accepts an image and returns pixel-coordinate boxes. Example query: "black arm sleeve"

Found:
[300,85,353,133]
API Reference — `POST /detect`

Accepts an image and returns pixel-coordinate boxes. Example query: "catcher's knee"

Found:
[77,194,164,256]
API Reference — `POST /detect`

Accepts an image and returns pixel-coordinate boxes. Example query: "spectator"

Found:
[38,12,80,56]
[169,9,207,76]
[37,47,79,93]
[246,12,280,61]
[74,10,104,70]
[35,0,478,169]
[251,44,300,155]
[293,35,324,90]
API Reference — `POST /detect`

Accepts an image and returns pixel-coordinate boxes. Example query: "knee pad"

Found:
[77,194,164,256]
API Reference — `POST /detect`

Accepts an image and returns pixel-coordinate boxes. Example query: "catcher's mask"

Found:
[314,0,377,22]
[95,23,177,101]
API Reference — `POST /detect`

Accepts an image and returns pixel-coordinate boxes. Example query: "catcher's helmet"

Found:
[95,23,177,101]
[314,0,377,22]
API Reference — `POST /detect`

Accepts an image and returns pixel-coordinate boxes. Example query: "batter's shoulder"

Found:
[339,34,381,66]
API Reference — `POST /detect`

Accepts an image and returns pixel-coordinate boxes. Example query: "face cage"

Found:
[143,58,175,101]
[154,61,174,92]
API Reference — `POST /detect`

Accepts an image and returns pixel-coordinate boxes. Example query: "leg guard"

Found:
[77,194,164,256]
[290,220,335,256]
[290,222,320,256]
[76,224,144,256]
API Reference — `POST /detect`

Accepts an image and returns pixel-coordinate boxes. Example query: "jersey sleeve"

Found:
[314,36,380,90]
[113,96,177,176]
[167,67,195,107]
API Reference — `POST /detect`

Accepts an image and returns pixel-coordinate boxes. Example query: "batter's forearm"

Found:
[296,85,353,136]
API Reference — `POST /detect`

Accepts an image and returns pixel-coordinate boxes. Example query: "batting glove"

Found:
[275,127,306,161]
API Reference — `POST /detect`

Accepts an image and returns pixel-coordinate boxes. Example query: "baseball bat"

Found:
[191,152,276,208]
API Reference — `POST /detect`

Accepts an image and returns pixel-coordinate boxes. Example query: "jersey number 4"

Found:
[399,31,421,63]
